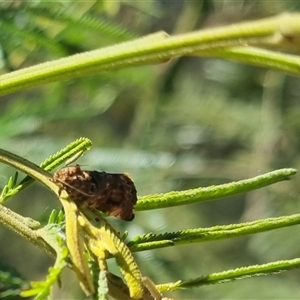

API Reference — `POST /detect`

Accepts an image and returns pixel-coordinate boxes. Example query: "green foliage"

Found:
[0,172,21,203]
[0,269,29,299]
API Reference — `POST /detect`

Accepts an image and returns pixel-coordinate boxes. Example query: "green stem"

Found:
[1,13,300,96]
[198,46,300,76]
[157,257,300,291]
[136,168,297,211]
[128,213,300,251]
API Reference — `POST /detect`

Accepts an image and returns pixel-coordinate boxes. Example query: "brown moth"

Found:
[53,164,137,221]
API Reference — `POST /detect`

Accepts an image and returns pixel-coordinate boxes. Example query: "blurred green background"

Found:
[1,1,300,299]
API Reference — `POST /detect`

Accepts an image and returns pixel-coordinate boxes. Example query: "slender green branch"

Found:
[128,213,300,252]
[19,137,92,188]
[136,168,297,211]
[198,46,300,76]
[157,258,300,292]
[0,31,169,96]
[40,137,92,171]
[1,13,300,96]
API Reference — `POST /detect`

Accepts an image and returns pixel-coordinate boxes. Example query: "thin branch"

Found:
[1,13,300,95]
[197,46,300,76]
[136,168,297,211]
[157,257,300,291]
[128,213,300,251]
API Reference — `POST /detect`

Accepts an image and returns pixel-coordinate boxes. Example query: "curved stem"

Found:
[0,148,58,193]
